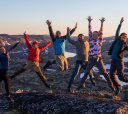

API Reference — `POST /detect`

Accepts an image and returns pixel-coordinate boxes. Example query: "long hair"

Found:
[119,33,127,39]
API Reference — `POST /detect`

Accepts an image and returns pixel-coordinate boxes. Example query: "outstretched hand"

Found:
[75,22,77,29]
[120,17,124,24]
[87,16,93,22]
[99,17,106,23]
[46,20,52,27]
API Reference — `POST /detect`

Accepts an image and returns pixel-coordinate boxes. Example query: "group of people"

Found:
[0,16,128,102]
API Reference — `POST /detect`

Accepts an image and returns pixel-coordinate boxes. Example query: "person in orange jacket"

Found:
[10,31,51,88]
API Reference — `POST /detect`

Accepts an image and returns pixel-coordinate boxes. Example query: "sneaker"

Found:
[67,86,71,93]
[115,86,122,95]
[8,95,14,102]
[45,83,51,88]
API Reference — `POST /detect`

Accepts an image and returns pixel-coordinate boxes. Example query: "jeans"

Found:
[110,59,128,89]
[79,57,114,91]
[69,60,93,86]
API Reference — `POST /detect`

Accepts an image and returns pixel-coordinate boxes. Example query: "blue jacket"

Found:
[53,36,65,55]
[0,42,20,69]
[48,26,75,55]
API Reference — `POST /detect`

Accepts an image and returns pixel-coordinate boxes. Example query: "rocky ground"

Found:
[0,55,128,113]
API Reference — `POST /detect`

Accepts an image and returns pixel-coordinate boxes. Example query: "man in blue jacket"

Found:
[46,20,77,71]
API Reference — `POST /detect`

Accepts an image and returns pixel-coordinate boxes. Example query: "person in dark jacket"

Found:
[108,17,128,95]
[46,20,77,71]
[67,27,96,92]
[10,32,51,88]
[0,41,21,102]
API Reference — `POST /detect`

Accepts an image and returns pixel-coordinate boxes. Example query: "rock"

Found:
[97,91,103,96]
[56,90,61,94]
[15,90,23,94]
[45,90,52,94]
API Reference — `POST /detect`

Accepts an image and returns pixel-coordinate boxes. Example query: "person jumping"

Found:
[45,20,77,71]
[109,17,128,95]
[77,16,115,92]
[10,32,51,88]
[67,27,96,92]
[0,41,21,102]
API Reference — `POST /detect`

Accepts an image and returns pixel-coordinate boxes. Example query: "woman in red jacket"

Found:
[10,32,51,88]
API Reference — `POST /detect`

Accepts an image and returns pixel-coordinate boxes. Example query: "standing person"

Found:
[0,41,21,102]
[109,17,128,95]
[10,32,51,88]
[77,16,115,92]
[66,27,96,92]
[46,20,77,71]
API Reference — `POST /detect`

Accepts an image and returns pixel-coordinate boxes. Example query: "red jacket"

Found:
[24,34,51,61]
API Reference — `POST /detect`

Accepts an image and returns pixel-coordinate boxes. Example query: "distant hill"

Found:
[0,34,127,60]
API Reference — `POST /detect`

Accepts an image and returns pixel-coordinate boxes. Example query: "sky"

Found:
[0,0,128,37]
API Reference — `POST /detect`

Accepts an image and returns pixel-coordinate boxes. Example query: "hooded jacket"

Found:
[24,34,51,61]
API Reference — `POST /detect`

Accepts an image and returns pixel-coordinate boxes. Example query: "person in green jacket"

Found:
[108,17,128,95]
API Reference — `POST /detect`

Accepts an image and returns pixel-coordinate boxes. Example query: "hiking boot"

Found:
[43,61,52,70]
[8,95,14,102]
[67,86,71,93]
[76,84,85,90]
[45,83,51,88]
[90,79,96,86]
[115,86,122,95]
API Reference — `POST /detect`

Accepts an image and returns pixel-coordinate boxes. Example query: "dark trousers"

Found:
[69,60,93,86]
[0,69,10,96]
[110,59,128,89]
[79,57,114,91]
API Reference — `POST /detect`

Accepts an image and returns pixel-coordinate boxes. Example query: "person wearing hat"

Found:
[66,27,96,92]
[46,20,77,71]
[10,31,51,88]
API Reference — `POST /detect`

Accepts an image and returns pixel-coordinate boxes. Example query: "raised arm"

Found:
[66,27,77,46]
[39,42,51,52]
[24,31,31,49]
[115,17,123,40]
[99,17,106,42]
[87,16,93,40]
[46,20,56,42]
[63,22,77,39]
[7,41,21,54]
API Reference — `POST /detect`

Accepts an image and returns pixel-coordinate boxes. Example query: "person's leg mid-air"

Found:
[110,59,121,95]
[77,57,95,90]
[32,61,51,88]
[82,62,96,86]
[68,61,82,92]
[0,70,14,102]
[55,54,65,71]
[96,57,115,91]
